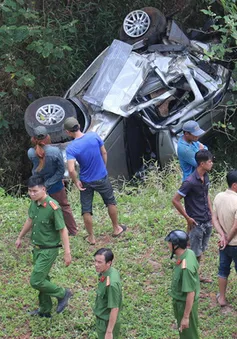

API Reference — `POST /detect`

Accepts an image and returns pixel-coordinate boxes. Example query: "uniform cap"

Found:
[182,120,205,137]
[33,126,48,140]
[64,117,79,132]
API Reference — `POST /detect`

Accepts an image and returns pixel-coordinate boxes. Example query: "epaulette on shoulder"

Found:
[106,276,110,287]
[181,259,187,269]
[49,200,59,210]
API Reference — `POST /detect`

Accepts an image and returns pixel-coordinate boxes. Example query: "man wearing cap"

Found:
[64,117,126,245]
[28,126,78,236]
[177,120,207,181]
[165,230,200,339]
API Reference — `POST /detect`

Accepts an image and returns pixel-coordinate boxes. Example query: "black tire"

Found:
[24,96,77,143]
[119,7,167,46]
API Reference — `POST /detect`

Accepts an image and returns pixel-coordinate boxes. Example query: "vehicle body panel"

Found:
[25,13,235,179]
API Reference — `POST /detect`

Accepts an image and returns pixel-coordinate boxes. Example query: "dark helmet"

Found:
[165,230,189,259]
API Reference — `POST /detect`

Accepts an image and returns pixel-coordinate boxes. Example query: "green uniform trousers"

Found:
[30,248,65,313]
[173,299,199,339]
[96,317,121,339]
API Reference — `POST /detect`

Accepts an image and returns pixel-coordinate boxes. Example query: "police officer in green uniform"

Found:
[94,248,122,339]
[165,230,200,339]
[15,176,73,317]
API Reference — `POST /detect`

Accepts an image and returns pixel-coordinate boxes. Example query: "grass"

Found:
[0,162,237,339]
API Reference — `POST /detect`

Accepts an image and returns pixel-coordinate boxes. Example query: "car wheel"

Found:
[119,7,167,45]
[24,96,77,143]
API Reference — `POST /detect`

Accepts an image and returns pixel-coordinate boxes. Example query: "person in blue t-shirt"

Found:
[177,121,207,181]
[28,126,78,236]
[64,117,126,245]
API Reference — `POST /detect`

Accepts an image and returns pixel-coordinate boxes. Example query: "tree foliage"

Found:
[0,0,82,189]
[200,1,237,134]
[201,0,237,64]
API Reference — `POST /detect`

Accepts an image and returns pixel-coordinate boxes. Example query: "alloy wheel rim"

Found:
[35,104,65,125]
[123,10,150,38]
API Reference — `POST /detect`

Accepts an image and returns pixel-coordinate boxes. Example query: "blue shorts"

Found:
[80,175,116,215]
[189,221,212,257]
[218,245,237,279]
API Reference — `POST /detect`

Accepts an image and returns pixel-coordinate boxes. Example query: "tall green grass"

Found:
[0,164,235,339]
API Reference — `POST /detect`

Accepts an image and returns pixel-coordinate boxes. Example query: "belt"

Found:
[33,244,62,249]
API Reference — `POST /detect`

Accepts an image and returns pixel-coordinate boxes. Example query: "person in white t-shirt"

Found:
[212,170,237,306]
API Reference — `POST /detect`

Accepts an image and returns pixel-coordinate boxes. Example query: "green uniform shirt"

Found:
[169,249,200,302]
[29,196,65,247]
[94,267,122,321]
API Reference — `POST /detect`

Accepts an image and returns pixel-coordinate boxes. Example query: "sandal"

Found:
[112,225,127,238]
[200,277,213,283]
[83,235,95,245]
[216,293,227,307]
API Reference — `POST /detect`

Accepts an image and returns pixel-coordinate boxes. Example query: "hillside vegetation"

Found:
[1,163,236,339]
